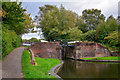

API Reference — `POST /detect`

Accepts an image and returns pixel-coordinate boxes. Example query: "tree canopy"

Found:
[35,5,79,41]
[82,9,105,30]
[2,2,35,35]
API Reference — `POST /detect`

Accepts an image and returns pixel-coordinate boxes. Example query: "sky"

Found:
[21,0,120,40]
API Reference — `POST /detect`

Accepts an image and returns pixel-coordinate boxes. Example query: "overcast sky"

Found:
[21,0,120,40]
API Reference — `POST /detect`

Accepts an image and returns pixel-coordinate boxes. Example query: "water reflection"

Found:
[57,59,119,78]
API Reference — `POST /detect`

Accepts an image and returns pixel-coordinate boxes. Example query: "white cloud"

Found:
[62,0,119,18]
[22,33,40,40]
[22,27,44,40]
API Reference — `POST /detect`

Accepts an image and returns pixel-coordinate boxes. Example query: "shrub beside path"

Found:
[2,47,24,78]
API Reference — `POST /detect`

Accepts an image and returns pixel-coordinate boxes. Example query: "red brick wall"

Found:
[28,42,62,59]
[28,42,111,60]
[65,42,111,59]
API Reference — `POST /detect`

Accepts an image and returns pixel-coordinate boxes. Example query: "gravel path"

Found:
[2,47,24,78]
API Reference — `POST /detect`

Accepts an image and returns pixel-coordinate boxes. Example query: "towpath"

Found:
[2,47,24,78]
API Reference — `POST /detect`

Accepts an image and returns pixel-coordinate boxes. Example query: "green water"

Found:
[57,59,120,78]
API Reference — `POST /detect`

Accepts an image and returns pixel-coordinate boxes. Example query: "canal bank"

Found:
[49,60,64,80]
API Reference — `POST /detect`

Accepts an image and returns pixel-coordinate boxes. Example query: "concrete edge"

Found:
[80,59,120,63]
[49,60,64,80]
[66,57,120,63]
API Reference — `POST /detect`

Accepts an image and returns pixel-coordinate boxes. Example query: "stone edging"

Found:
[66,57,120,63]
[79,59,120,63]
[49,60,64,80]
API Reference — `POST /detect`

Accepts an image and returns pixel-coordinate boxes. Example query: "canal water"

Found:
[57,59,120,78]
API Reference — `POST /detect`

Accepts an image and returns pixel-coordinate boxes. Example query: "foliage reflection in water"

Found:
[57,59,119,78]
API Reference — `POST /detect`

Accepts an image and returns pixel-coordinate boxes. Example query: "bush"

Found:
[85,30,96,41]
[104,31,118,46]
[68,27,83,41]
[80,30,96,41]
[2,26,21,58]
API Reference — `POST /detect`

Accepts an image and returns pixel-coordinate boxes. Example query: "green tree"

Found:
[84,30,96,41]
[38,5,60,41]
[106,15,115,21]
[23,13,35,33]
[2,2,26,34]
[82,9,105,30]
[35,5,78,41]
[68,27,83,41]
[106,16,118,34]
[96,16,118,44]
[76,16,88,33]
[2,2,35,35]
[96,22,108,43]
[104,31,118,46]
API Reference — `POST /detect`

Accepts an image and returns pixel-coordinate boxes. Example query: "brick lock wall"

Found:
[28,42,111,60]
[28,42,62,60]
[65,42,111,59]
[64,46,75,59]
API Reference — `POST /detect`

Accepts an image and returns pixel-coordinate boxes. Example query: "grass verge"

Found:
[81,56,120,61]
[22,50,60,78]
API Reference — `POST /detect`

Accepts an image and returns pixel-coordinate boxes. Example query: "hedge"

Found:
[2,26,22,58]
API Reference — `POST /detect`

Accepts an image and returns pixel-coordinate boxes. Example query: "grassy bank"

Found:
[22,50,60,78]
[81,56,120,61]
